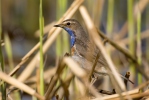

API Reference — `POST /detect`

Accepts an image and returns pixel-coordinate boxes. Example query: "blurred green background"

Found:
[1,0,149,99]
[1,0,149,78]
[1,0,149,86]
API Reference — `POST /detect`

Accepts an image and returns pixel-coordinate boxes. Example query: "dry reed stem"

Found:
[136,80,149,90]
[97,24,148,80]
[96,29,136,63]
[8,57,28,76]
[92,0,104,27]
[63,57,102,98]
[120,29,149,46]
[89,51,100,82]
[111,30,149,53]
[0,71,44,100]
[79,5,126,91]
[17,0,84,82]
[45,74,59,100]
[18,28,62,82]
[114,0,149,40]
[63,57,87,78]
[63,57,87,96]
[59,78,69,100]
[44,59,65,100]
[127,91,149,100]
[50,73,74,99]
[93,89,139,100]
[25,67,56,84]
[35,21,56,37]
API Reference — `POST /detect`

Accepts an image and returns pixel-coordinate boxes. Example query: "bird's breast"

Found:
[71,46,75,56]
[71,45,82,57]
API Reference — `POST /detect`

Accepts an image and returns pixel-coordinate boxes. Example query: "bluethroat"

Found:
[54,19,133,83]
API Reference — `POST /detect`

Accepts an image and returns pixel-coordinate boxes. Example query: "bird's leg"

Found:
[90,74,98,85]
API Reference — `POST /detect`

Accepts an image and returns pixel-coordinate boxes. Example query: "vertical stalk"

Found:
[56,0,62,56]
[56,0,68,89]
[107,0,114,38]
[127,0,135,83]
[105,0,114,90]
[56,0,68,56]
[39,0,44,95]
[0,0,3,71]
[136,5,142,84]
[146,6,149,61]
[4,34,14,69]
[61,0,69,55]
[0,0,6,99]
[93,0,104,27]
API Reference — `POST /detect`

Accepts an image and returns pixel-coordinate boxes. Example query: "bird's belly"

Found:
[71,45,108,75]
[72,55,108,75]
[71,55,92,71]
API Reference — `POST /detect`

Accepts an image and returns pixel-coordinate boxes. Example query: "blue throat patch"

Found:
[64,28,76,47]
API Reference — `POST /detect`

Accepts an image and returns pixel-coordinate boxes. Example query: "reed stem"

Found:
[0,0,6,99]
[39,0,44,95]
[136,5,142,85]
[127,0,135,84]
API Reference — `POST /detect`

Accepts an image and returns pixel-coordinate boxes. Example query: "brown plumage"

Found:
[54,19,134,84]
[54,19,108,74]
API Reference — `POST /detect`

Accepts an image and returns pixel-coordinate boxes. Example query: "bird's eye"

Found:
[67,22,70,25]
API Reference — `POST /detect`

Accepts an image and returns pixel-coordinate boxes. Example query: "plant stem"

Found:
[136,5,142,85]
[128,0,135,84]
[39,0,44,95]
[107,0,114,38]
[0,0,6,99]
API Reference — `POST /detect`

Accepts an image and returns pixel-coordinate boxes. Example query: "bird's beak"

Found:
[54,24,63,28]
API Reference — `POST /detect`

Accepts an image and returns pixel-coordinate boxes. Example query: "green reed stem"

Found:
[4,34,14,69]
[136,7,142,84]
[146,6,149,61]
[0,0,3,71]
[107,0,114,38]
[56,0,62,56]
[56,0,69,56]
[106,0,114,62]
[0,0,6,99]
[61,0,69,55]
[39,0,44,95]
[56,0,68,88]
[127,0,135,80]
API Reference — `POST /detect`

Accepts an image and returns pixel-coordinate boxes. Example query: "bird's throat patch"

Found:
[64,27,76,47]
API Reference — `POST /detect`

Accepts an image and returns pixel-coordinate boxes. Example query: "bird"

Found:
[54,19,133,84]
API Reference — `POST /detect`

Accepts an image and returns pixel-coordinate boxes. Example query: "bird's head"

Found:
[54,19,83,36]
[54,19,88,47]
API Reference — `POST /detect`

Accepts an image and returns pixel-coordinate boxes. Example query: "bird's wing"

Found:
[75,38,108,67]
